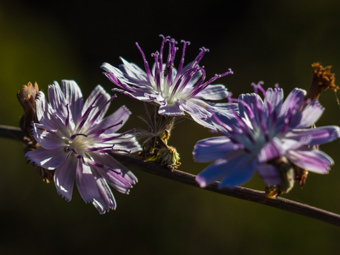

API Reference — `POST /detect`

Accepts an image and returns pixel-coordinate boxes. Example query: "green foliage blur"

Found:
[1,0,340,254]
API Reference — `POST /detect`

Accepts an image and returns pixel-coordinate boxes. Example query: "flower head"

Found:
[101,35,233,128]
[193,82,340,195]
[25,80,141,213]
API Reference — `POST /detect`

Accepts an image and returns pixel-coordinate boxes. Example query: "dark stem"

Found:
[1,124,340,226]
[112,153,340,227]
[0,125,24,141]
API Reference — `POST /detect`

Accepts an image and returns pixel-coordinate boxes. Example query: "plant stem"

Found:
[112,152,340,227]
[1,124,340,226]
[0,125,24,141]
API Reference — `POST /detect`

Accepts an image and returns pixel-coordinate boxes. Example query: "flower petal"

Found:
[76,162,116,213]
[280,88,306,115]
[35,92,64,131]
[287,148,333,174]
[25,147,68,170]
[218,154,256,188]
[35,91,48,122]
[257,163,282,186]
[82,85,111,123]
[54,155,77,201]
[91,153,138,192]
[258,137,284,162]
[89,105,131,135]
[181,98,213,120]
[120,58,149,84]
[158,100,184,116]
[193,136,241,162]
[33,124,64,150]
[48,81,67,118]
[290,100,324,128]
[93,178,117,213]
[286,126,340,146]
[62,80,84,124]
[265,87,283,111]
[238,93,263,122]
[196,150,253,188]
[196,84,229,100]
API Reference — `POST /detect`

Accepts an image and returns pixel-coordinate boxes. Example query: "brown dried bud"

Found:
[306,63,339,101]
[17,82,53,183]
[17,82,39,141]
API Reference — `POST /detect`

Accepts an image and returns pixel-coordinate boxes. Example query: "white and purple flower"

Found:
[26,80,141,213]
[101,35,233,128]
[194,82,340,192]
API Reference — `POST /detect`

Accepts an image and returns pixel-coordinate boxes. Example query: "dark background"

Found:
[1,0,340,254]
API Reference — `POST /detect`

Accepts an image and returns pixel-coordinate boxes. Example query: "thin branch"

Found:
[0,125,24,141]
[1,124,340,226]
[112,153,340,227]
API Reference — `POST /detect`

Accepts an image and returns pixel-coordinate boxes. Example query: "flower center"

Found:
[68,134,94,156]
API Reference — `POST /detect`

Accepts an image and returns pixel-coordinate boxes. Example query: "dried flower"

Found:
[17,82,53,181]
[25,80,141,213]
[306,62,338,101]
[17,82,39,141]
[101,35,233,128]
[194,83,340,196]
[137,108,180,169]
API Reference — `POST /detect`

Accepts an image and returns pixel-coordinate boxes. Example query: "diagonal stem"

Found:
[1,124,340,226]
[112,152,340,227]
[0,125,24,141]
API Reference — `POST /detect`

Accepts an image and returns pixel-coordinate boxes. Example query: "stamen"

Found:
[70,133,88,141]
[165,39,177,67]
[152,51,161,91]
[164,39,177,86]
[212,113,249,147]
[252,81,266,96]
[170,65,201,97]
[136,42,155,85]
[159,34,170,72]
[191,47,209,69]
[201,68,233,89]
[212,114,232,133]
[232,96,255,119]
[66,146,80,156]
[177,40,191,77]
[250,83,270,141]
[187,67,207,98]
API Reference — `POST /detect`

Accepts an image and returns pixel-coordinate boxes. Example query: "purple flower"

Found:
[25,80,141,213]
[101,35,233,128]
[193,82,340,192]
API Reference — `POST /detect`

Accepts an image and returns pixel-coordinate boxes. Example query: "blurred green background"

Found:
[1,0,340,254]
